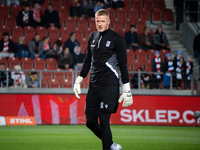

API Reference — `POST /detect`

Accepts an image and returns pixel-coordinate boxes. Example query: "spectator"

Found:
[162,53,174,89]
[193,33,200,80]
[139,26,153,51]
[131,67,151,89]
[31,2,42,27]
[153,25,170,51]
[0,32,15,58]
[26,71,41,88]
[11,65,27,88]
[58,46,73,69]
[43,3,61,29]
[29,34,45,60]
[70,0,83,18]
[183,55,193,89]
[15,36,29,58]
[0,63,13,87]
[52,40,63,59]
[42,37,52,58]
[111,0,124,9]
[73,45,84,70]
[174,0,184,30]
[173,50,185,89]
[17,4,35,28]
[64,32,80,54]
[94,1,102,13]
[7,0,20,6]
[81,0,95,18]
[151,51,162,89]
[125,24,139,50]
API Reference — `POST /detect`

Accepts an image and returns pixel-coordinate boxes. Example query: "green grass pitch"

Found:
[0,125,200,150]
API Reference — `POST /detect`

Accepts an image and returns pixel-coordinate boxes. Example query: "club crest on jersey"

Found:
[100,102,104,109]
[105,41,111,47]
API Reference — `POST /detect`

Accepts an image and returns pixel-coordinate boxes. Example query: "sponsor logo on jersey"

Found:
[105,41,111,47]
[105,104,109,109]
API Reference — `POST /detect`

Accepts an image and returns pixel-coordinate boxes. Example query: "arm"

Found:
[135,32,139,44]
[153,33,160,45]
[29,41,35,55]
[163,33,169,45]
[38,41,44,55]
[115,35,129,84]
[125,32,131,45]
[79,33,92,78]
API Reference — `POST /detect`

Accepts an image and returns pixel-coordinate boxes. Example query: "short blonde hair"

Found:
[95,9,109,18]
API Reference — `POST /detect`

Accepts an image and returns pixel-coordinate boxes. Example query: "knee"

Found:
[86,118,95,129]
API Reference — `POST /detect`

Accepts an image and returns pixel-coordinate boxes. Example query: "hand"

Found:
[34,54,39,58]
[50,23,55,27]
[132,43,138,47]
[118,83,133,107]
[64,64,69,69]
[73,76,83,99]
[161,43,165,47]
[146,76,149,81]
[146,42,151,46]
[32,84,36,88]
[36,18,41,23]
[167,45,170,49]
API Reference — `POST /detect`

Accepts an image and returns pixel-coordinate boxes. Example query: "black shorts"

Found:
[85,85,119,114]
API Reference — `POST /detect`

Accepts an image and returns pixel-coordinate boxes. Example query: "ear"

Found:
[108,19,110,26]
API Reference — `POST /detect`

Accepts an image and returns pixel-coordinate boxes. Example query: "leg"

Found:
[86,113,102,140]
[30,53,35,60]
[99,112,113,150]
[39,53,46,60]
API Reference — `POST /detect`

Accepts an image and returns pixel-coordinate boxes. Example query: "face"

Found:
[32,74,37,78]
[34,35,40,42]
[130,27,135,33]
[48,5,53,11]
[0,64,5,70]
[187,57,191,62]
[76,46,81,53]
[167,56,172,60]
[19,36,23,42]
[95,15,110,32]
[34,3,40,10]
[24,6,30,12]
[64,48,69,54]
[158,26,162,33]
[71,34,76,41]
[155,53,160,58]
[4,35,9,40]
[177,54,182,58]
[43,38,49,43]
[145,27,150,33]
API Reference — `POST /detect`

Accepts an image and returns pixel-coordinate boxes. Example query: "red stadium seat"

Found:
[7,57,20,69]
[61,78,72,88]
[81,43,87,54]
[21,57,33,70]
[76,21,88,32]
[155,2,165,10]
[12,30,23,42]
[140,12,150,22]
[163,9,174,24]
[46,58,58,70]
[128,12,138,21]
[0,57,8,67]
[49,79,60,88]
[145,64,152,72]
[35,26,48,39]
[0,9,9,19]
[33,58,46,70]
[4,19,16,29]
[152,12,162,24]
[66,21,76,32]
[42,71,54,79]
[143,2,155,13]
[132,2,143,12]
[54,72,66,79]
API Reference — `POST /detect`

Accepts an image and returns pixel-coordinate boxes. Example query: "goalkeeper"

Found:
[73,9,133,150]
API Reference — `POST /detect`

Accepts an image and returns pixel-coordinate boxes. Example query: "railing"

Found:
[184,0,200,22]
[0,69,197,95]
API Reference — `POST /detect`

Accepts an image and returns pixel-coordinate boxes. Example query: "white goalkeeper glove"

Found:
[118,83,133,107]
[73,76,83,99]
